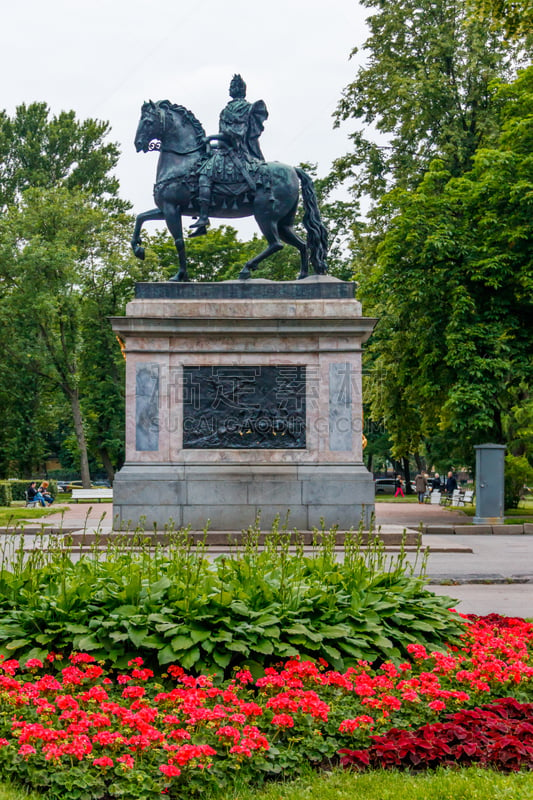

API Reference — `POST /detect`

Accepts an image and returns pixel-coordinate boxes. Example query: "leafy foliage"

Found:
[0,103,122,211]
[471,0,533,43]
[358,66,533,465]
[504,454,533,508]
[0,529,463,673]
[333,0,519,200]
[340,697,533,772]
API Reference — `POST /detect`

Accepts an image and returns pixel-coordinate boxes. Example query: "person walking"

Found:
[415,471,428,504]
[394,476,405,498]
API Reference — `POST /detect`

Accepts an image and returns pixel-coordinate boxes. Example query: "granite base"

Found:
[113,463,374,531]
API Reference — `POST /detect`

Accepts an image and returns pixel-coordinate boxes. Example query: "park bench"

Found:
[461,489,475,505]
[448,489,463,507]
[25,490,41,509]
[71,488,113,503]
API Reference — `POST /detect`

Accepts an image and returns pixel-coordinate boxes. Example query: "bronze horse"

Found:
[132,100,328,281]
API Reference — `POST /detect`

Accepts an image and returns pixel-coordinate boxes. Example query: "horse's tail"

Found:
[295,168,328,274]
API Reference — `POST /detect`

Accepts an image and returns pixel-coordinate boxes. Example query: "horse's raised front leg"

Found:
[131,208,165,259]
[161,203,189,281]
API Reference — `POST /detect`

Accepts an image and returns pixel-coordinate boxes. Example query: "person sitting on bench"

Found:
[27,481,46,507]
[37,481,54,506]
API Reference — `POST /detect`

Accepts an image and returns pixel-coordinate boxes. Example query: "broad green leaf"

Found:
[180,647,200,670]
[226,641,250,654]
[76,635,100,651]
[170,635,195,652]
[253,639,274,655]
[190,629,211,644]
[5,638,30,651]
[64,624,90,634]
[286,623,323,643]
[212,650,232,669]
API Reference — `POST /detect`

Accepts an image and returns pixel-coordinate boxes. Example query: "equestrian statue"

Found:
[132,75,328,282]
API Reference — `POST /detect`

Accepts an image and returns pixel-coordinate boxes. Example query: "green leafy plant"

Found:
[0,484,12,508]
[0,521,464,673]
[504,454,533,509]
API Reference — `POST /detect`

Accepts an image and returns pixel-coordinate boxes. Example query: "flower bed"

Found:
[0,613,531,798]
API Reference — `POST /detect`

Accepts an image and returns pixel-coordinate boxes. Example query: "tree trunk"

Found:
[69,388,91,488]
[99,447,115,485]
[402,456,413,494]
[414,452,425,472]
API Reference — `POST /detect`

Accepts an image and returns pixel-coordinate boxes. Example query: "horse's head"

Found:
[134,100,206,155]
[134,100,164,152]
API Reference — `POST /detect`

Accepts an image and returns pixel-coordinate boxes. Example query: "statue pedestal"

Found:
[110,277,377,531]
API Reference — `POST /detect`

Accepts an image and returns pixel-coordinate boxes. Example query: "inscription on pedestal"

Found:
[183,366,306,449]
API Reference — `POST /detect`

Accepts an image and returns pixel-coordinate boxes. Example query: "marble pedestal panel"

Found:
[110,277,377,531]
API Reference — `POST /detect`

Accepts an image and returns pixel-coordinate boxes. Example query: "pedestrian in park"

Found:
[394,475,405,498]
[415,471,428,503]
[445,470,458,496]
[432,473,442,492]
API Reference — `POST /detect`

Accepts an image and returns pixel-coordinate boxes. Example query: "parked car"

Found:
[93,480,111,488]
[64,480,97,492]
[374,477,397,494]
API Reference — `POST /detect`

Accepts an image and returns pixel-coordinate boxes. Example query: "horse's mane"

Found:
[158,100,206,143]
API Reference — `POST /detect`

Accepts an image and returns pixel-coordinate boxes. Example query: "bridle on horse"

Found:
[147,105,205,157]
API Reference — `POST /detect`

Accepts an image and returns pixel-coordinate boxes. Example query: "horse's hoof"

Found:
[297,272,308,280]
[133,246,145,260]
[168,273,189,282]
[238,268,251,281]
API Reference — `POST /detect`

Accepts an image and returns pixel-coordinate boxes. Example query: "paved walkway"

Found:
[375,500,470,527]
[27,499,470,530]
[34,502,115,527]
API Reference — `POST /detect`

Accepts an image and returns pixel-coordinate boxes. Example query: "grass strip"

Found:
[210,766,533,800]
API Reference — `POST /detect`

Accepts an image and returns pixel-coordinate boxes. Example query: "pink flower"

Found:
[339,715,375,733]
[428,700,446,712]
[93,756,114,768]
[270,713,295,728]
[25,659,44,670]
[18,744,36,759]
[122,685,146,699]
[160,763,181,777]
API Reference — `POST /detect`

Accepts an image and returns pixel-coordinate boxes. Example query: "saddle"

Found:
[199,151,270,199]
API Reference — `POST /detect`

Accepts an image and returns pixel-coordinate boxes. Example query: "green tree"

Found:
[0,188,139,486]
[472,0,533,42]
[333,0,519,201]
[0,102,122,210]
[360,66,533,465]
[0,102,130,480]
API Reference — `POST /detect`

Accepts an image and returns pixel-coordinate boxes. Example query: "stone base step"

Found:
[11,528,421,547]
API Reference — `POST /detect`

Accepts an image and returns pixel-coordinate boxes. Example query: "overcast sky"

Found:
[2,0,369,238]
